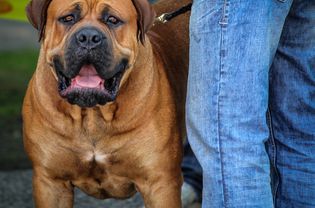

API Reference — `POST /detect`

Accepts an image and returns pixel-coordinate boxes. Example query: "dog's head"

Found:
[26,0,155,107]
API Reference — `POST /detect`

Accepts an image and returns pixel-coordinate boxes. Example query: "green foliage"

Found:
[0,0,29,21]
[0,50,37,169]
[0,50,38,118]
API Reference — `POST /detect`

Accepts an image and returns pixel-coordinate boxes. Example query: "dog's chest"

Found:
[54,147,137,199]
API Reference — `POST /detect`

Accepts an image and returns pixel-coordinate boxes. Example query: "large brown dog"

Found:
[23,0,189,207]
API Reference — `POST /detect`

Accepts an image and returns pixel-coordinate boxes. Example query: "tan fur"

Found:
[23,0,190,207]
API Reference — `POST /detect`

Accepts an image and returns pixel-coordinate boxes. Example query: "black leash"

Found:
[155,3,192,24]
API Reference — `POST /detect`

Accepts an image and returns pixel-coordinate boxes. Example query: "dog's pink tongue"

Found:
[73,65,103,88]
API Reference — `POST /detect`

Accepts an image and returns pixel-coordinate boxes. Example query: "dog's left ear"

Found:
[26,0,53,41]
[131,0,156,44]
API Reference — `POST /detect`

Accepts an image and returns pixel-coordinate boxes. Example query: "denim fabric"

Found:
[267,1,315,207]
[182,142,203,201]
[187,0,315,207]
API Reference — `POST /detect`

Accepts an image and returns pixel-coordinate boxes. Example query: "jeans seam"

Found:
[218,33,227,208]
[267,107,279,207]
[219,0,229,25]
[218,0,229,207]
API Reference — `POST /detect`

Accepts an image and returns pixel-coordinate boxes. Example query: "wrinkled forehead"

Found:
[49,0,136,19]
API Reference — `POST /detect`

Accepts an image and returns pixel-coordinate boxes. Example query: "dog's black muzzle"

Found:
[53,27,128,108]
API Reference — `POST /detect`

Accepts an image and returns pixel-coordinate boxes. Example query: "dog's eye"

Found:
[59,14,75,24]
[105,15,122,27]
[107,16,119,24]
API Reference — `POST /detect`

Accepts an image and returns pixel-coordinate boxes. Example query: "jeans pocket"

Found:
[277,0,286,2]
[190,1,222,34]
[192,1,218,22]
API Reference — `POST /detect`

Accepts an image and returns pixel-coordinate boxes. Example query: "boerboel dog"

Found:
[23,0,189,207]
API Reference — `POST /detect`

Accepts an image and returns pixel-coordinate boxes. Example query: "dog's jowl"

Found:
[23,0,190,207]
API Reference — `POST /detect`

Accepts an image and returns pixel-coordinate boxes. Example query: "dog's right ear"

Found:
[131,0,156,44]
[26,0,53,41]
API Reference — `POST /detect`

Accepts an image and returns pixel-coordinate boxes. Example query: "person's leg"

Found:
[187,0,292,207]
[181,142,203,205]
[268,1,315,207]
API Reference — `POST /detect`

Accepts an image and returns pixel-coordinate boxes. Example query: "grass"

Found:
[0,49,38,170]
[0,50,38,118]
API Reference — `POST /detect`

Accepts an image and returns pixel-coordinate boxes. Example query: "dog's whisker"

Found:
[50,67,58,81]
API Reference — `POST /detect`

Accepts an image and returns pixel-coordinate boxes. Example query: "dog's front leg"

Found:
[33,170,74,208]
[139,179,182,208]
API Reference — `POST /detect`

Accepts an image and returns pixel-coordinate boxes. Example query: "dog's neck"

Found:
[28,38,169,136]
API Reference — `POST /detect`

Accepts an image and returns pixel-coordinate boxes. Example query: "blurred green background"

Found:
[0,49,37,170]
[0,0,29,21]
[0,0,37,170]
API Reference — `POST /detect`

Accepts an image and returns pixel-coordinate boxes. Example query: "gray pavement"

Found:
[0,170,144,208]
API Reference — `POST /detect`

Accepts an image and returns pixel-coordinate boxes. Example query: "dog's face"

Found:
[26,0,155,107]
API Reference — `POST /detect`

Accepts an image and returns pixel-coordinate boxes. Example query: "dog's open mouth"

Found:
[54,59,126,108]
[59,64,123,97]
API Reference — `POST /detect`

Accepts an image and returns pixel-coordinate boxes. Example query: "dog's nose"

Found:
[76,27,104,49]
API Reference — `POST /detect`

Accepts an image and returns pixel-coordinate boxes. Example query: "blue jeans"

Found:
[182,142,203,201]
[186,0,315,207]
